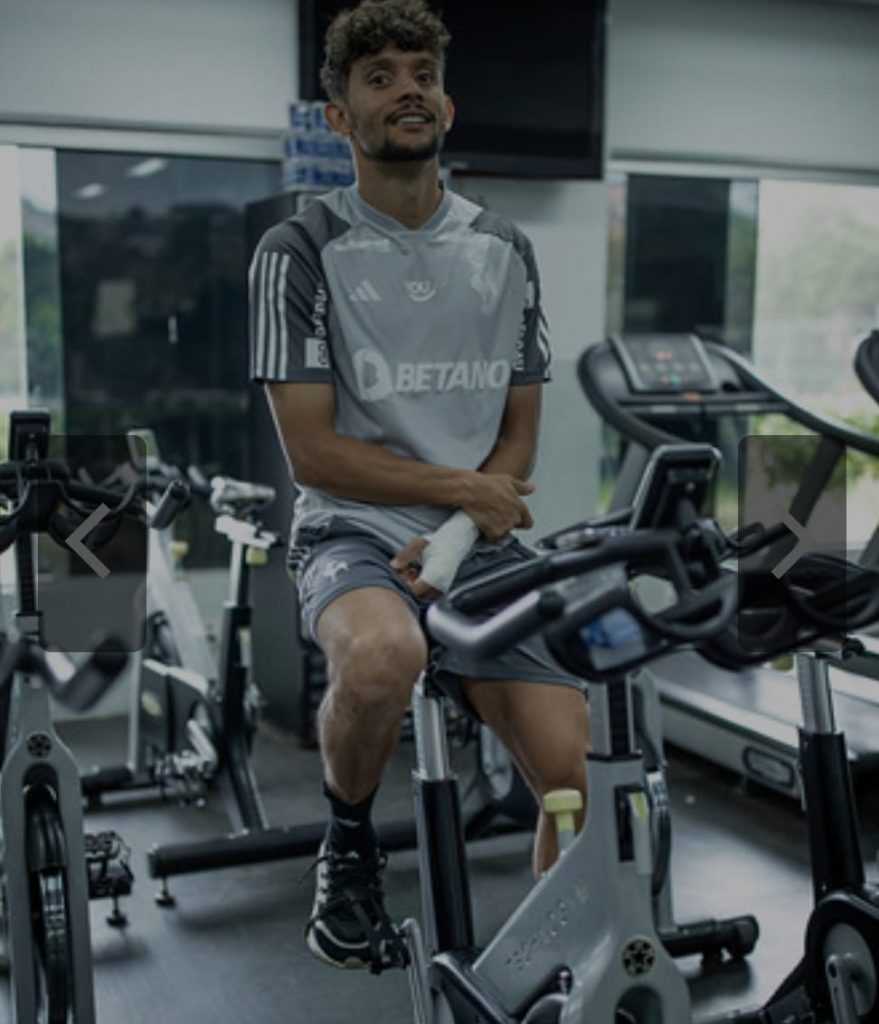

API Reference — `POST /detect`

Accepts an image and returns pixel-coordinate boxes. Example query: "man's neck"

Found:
[355,160,444,230]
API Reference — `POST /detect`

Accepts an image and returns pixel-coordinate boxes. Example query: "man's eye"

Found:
[369,74,390,86]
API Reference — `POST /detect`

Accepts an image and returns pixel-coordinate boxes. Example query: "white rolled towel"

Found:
[417,509,480,593]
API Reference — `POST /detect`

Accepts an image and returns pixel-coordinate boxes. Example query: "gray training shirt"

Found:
[249,184,551,555]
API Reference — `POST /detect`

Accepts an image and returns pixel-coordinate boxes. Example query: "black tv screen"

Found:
[298,0,606,180]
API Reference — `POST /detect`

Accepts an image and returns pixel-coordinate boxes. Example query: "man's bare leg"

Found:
[305,586,426,970]
[461,679,590,877]
[315,586,427,804]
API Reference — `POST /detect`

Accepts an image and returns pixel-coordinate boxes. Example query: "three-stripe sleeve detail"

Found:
[252,251,291,379]
[537,309,551,371]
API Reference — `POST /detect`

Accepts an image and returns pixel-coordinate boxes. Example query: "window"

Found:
[607,173,758,351]
[752,178,879,547]
[0,146,28,457]
[603,171,879,543]
[55,150,278,564]
[753,179,879,422]
[21,148,63,431]
[3,147,278,566]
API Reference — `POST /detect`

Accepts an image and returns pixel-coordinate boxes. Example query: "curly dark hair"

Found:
[320,0,451,103]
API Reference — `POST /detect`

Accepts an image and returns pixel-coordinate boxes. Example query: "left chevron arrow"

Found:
[65,504,112,578]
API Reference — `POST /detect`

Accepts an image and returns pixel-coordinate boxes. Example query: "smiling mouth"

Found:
[389,112,434,125]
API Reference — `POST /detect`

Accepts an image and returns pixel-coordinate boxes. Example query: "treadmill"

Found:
[577,332,879,799]
[855,329,879,414]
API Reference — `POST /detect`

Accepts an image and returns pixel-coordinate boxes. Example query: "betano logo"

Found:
[353,349,511,403]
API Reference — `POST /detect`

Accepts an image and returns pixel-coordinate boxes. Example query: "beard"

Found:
[358,121,447,163]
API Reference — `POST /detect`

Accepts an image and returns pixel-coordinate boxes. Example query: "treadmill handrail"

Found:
[702,340,879,457]
[579,336,879,458]
[854,329,879,404]
[578,345,680,450]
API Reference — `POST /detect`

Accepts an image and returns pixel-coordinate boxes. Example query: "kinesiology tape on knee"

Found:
[418,509,479,594]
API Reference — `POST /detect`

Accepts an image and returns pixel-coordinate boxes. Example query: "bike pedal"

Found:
[154,752,212,805]
[85,830,134,903]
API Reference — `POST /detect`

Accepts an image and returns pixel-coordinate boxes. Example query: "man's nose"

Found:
[396,75,425,100]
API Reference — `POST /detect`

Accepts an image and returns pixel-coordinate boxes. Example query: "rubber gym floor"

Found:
[3,706,877,1024]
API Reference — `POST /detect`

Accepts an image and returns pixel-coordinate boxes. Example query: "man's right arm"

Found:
[265,380,533,540]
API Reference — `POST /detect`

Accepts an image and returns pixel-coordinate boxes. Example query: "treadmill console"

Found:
[610,333,718,394]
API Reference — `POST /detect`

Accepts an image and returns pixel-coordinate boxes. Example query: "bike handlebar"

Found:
[0,634,129,713]
[209,476,275,516]
[427,513,875,678]
[41,638,129,711]
[86,453,275,524]
[150,478,190,531]
[427,529,739,679]
[701,552,879,669]
[0,454,193,553]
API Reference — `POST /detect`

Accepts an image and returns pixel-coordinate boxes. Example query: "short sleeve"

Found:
[248,223,334,384]
[511,232,551,385]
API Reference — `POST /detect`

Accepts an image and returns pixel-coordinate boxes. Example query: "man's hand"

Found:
[461,473,535,543]
[391,537,442,601]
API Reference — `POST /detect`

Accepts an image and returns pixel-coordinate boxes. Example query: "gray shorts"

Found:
[293,521,585,716]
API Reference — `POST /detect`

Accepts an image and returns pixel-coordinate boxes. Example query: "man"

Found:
[249,0,589,973]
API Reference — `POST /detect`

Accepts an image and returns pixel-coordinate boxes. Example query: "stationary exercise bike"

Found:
[80,437,334,895]
[402,444,738,1024]
[404,437,879,1023]
[84,435,536,898]
[0,410,150,1024]
[540,497,758,967]
[80,437,276,811]
[698,330,879,1023]
[700,528,879,1022]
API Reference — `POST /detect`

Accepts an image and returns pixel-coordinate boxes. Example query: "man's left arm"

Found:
[393,229,548,594]
[392,383,543,596]
[478,382,542,481]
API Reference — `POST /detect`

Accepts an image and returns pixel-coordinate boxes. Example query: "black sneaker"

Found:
[305,841,406,973]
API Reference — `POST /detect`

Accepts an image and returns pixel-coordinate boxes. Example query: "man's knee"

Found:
[326,625,427,712]
[512,712,588,798]
[469,682,588,788]
[532,755,587,798]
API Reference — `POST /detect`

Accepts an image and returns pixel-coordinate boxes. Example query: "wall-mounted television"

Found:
[297,0,606,180]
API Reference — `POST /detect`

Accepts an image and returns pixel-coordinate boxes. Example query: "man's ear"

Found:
[325,100,351,135]
[442,94,455,133]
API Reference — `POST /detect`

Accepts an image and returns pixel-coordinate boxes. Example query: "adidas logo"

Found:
[349,279,381,303]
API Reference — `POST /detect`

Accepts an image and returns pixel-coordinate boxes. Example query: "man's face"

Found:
[329,44,454,164]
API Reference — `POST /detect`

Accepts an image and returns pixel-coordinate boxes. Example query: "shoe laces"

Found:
[304,847,408,973]
[321,847,388,912]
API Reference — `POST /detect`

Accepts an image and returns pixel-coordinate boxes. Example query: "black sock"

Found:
[323,781,379,857]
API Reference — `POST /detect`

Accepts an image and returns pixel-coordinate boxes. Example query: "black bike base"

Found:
[661,914,759,963]
[147,808,530,880]
[148,820,373,878]
[81,765,150,802]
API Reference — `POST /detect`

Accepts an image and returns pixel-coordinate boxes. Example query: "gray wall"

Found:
[607,0,879,174]
[3,0,879,171]
[0,0,296,133]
